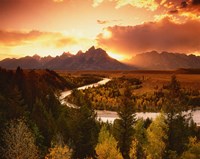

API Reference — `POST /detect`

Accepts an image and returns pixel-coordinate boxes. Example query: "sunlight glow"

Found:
[53,0,64,2]
[192,51,200,57]
[102,29,112,39]
[108,52,126,61]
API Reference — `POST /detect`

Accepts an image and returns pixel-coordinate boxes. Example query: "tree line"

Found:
[69,76,200,112]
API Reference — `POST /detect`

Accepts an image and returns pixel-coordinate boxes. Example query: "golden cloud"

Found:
[93,0,159,11]
[160,0,200,19]
[0,30,78,48]
[97,20,109,24]
[0,30,45,46]
[93,0,104,7]
[0,30,95,58]
[53,0,64,2]
[97,18,200,56]
[54,38,78,48]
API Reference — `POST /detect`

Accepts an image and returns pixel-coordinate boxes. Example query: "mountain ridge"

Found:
[127,51,200,70]
[1,49,200,70]
[0,46,133,70]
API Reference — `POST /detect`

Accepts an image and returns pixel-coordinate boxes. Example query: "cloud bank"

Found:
[93,0,159,10]
[0,30,93,59]
[93,0,200,19]
[0,30,79,47]
[97,18,200,56]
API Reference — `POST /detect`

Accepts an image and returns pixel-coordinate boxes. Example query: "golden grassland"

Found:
[57,70,200,94]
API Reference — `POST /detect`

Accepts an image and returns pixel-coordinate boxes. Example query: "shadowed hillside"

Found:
[127,51,200,70]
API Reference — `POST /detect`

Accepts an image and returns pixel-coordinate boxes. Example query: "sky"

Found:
[0,0,200,60]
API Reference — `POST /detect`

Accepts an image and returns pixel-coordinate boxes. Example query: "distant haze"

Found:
[0,47,200,70]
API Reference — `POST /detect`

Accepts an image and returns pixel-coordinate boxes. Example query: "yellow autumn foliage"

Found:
[95,125,123,159]
[45,145,72,159]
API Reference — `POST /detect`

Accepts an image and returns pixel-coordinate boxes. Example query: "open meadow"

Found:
[58,70,200,94]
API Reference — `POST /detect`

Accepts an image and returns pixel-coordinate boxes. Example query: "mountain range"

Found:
[0,48,200,70]
[0,46,132,70]
[127,51,200,70]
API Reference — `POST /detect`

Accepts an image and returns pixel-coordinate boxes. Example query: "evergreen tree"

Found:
[31,98,56,148]
[164,75,191,157]
[0,86,26,125]
[167,114,191,156]
[113,88,136,159]
[15,66,25,93]
[69,93,99,159]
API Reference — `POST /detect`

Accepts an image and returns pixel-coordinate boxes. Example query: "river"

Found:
[59,78,111,104]
[96,110,200,126]
[60,78,200,126]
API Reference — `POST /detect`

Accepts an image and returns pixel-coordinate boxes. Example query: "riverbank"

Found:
[96,110,200,126]
[60,78,200,126]
[60,78,111,104]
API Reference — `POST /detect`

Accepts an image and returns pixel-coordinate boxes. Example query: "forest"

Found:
[0,67,200,159]
[69,76,200,112]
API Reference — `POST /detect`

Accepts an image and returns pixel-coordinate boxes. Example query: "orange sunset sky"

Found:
[0,0,200,60]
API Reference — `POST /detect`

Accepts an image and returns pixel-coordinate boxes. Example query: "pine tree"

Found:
[113,88,136,159]
[31,98,56,148]
[164,75,191,157]
[69,92,99,159]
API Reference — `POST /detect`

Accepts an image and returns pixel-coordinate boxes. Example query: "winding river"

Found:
[60,78,200,126]
[59,78,111,105]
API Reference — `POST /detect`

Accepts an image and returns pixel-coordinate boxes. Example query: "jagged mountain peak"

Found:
[77,50,84,56]
[44,55,53,58]
[32,54,41,60]
[85,46,109,58]
[88,46,96,52]
[60,52,73,59]
[0,47,134,70]
[61,52,73,56]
